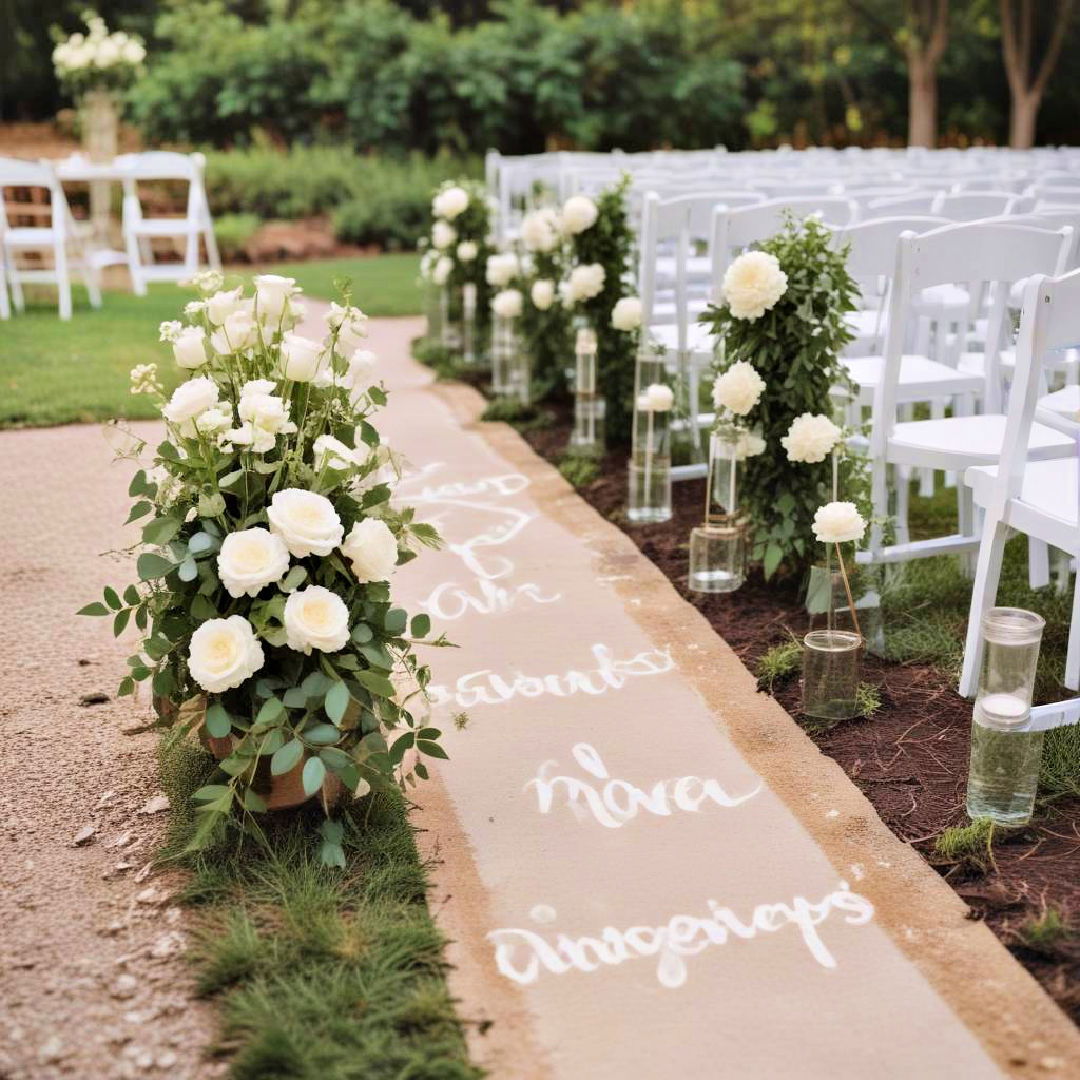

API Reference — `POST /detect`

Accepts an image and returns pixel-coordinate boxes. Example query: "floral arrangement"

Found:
[81,271,448,864]
[701,215,859,577]
[52,11,145,98]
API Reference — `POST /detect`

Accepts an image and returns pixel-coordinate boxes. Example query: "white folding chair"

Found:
[117,151,219,295]
[866,192,941,216]
[959,269,1080,704]
[930,191,1021,221]
[862,221,1076,569]
[0,156,102,321]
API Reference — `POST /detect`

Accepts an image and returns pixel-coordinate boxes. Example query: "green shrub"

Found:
[212,213,260,263]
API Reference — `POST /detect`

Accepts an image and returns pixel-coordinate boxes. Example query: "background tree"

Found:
[1000,0,1076,148]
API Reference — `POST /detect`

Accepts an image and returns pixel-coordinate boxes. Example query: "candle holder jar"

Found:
[966,607,1046,826]
[628,383,672,524]
[440,284,461,355]
[688,433,748,593]
[569,321,604,454]
[461,283,478,366]
[801,629,863,720]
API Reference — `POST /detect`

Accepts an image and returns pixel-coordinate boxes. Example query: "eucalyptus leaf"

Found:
[302,756,327,796]
[270,739,304,776]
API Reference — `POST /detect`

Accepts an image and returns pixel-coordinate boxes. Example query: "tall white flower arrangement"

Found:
[53,11,146,97]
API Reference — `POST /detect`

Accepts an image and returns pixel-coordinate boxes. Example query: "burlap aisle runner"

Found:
[362,316,1075,1080]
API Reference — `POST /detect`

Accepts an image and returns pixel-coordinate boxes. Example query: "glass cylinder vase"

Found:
[570,322,604,453]
[801,629,863,720]
[965,607,1046,826]
[461,283,478,366]
[81,88,118,247]
[492,314,528,402]
[440,284,461,355]
[688,432,748,593]
[628,385,672,523]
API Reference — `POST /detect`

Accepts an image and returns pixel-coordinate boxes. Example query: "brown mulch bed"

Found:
[518,402,1080,1026]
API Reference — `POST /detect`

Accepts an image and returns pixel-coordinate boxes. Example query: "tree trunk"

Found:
[1009,91,1040,148]
[907,56,938,148]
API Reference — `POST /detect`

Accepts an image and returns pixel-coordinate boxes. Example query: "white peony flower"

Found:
[327,303,369,354]
[253,274,297,323]
[313,434,357,472]
[432,256,452,286]
[456,241,478,263]
[217,527,290,599]
[531,279,556,311]
[267,489,344,558]
[637,383,675,412]
[188,616,265,693]
[433,186,469,220]
[210,308,258,353]
[722,250,788,320]
[172,326,208,370]
[711,361,766,416]
[432,221,457,250]
[279,332,326,383]
[781,413,843,464]
[492,288,523,318]
[163,377,219,428]
[206,287,245,326]
[340,518,399,583]
[611,296,642,332]
[812,501,867,544]
[567,263,605,303]
[284,585,350,654]
[486,253,519,288]
[561,194,599,235]
[520,208,562,252]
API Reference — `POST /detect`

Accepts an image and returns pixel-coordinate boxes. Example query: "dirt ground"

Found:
[521,406,1080,1027]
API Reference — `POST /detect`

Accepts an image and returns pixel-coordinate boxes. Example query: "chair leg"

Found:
[55,248,72,321]
[958,516,1010,698]
[957,482,977,578]
[126,227,147,297]
[894,466,910,546]
[868,459,889,561]
[0,266,9,320]
[82,253,102,310]
[9,264,25,312]
[1028,540,1051,590]
[1066,569,1079,692]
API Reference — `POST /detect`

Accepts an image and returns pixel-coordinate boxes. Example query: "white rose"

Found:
[206,287,244,326]
[712,361,766,416]
[432,221,457,250]
[433,186,469,220]
[227,388,294,452]
[492,288,523,318]
[210,308,258,353]
[340,518,399,583]
[327,303,369,354]
[172,326,208,369]
[313,434,357,472]
[456,241,478,263]
[283,585,350,654]
[188,616,265,694]
[432,256,452,286]
[781,412,843,464]
[267,489,344,558]
[193,402,232,436]
[279,332,326,383]
[163,377,218,427]
[722,250,788,320]
[568,263,605,303]
[121,39,144,64]
[812,501,867,544]
[253,274,296,323]
[486,253,519,288]
[637,383,674,412]
[217,528,290,599]
[611,296,642,332]
[561,194,599,235]
[521,208,561,252]
[346,349,377,396]
[531,279,556,311]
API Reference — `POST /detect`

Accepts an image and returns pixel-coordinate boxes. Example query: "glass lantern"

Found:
[966,607,1046,826]
[688,433,748,593]
[570,322,604,453]
[801,629,863,720]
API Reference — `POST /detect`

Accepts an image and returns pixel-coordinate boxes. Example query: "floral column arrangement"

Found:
[81,271,450,866]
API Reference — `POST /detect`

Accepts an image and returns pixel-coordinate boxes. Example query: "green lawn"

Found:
[0,255,421,429]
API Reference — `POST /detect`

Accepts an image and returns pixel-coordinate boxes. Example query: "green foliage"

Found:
[854,681,883,718]
[480,399,539,425]
[932,817,999,872]
[1016,905,1076,957]
[157,737,481,1079]
[1040,723,1080,803]
[754,638,802,692]
[212,212,260,262]
[558,453,600,489]
[701,215,859,577]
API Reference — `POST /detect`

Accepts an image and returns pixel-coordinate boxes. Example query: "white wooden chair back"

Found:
[866,192,940,215]
[930,191,1020,221]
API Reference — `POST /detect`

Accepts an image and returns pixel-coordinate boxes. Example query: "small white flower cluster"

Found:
[128,363,159,395]
[52,12,145,93]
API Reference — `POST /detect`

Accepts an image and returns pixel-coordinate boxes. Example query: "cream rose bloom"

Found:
[227,382,296,453]
[313,434,357,472]
[210,308,259,353]
[173,326,208,369]
[561,194,598,235]
[432,221,457,250]
[283,586,350,654]
[253,274,296,323]
[611,296,642,331]
[340,518,399,583]
[188,615,265,693]
[521,208,561,252]
[712,361,766,416]
[267,489,344,558]
[217,527,290,599]
[492,288,523,318]
[433,186,469,220]
[163,377,219,427]
[432,256,452,286]
[637,383,674,412]
[812,501,867,544]
[456,241,478,263]
[531,279,556,311]
[567,263,605,302]
[279,332,326,383]
[486,253,519,288]
[193,402,233,437]
[205,287,245,327]
[782,413,843,464]
[327,303,369,354]
[722,250,788,320]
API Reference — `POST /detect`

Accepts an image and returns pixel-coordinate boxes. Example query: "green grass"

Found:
[0,255,421,429]
[932,817,999,872]
[159,736,481,1080]
[1016,904,1076,956]
[755,638,802,692]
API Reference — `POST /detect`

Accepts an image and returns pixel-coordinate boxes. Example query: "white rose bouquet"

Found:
[81,275,450,865]
[52,12,146,97]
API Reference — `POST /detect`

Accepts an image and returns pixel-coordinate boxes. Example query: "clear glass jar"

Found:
[965,607,1046,826]
[627,384,672,523]
[441,284,461,353]
[802,629,863,720]
[569,321,603,452]
[689,521,747,593]
[490,313,514,396]
[461,283,478,366]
